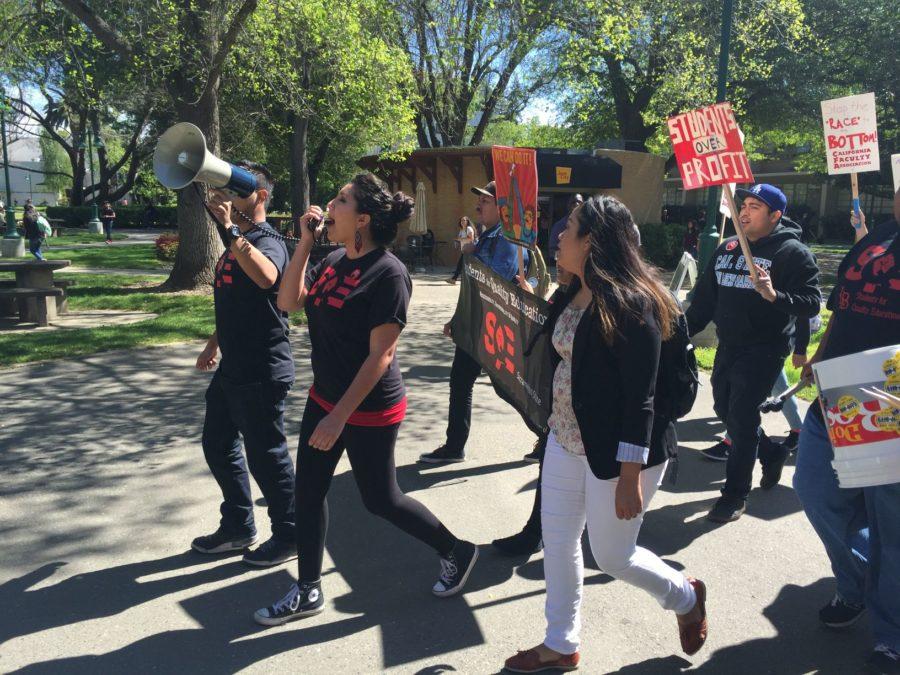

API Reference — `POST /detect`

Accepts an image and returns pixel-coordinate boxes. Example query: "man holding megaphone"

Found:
[190,160,298,568]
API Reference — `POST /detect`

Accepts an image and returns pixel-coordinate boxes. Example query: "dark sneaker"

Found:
[700,439,730,462]
[492,530,543,556]
[254,581,325,626]
[243,536,298,568]
[760,441,789,490]
[783,429,800,453]
[432,540,479,597]
[419,445,465,464]
[867,645,900,674]
[819,594,865,628]
[707,496,746,523]
[191,527,258,554]
[523,437,545,464]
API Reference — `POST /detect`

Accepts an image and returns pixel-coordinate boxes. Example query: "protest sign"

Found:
[492,146,539,249]
[450,256,552,431]
[668,102,756,281]
[892,154,900,193]
[821,93,880,175]
[821,93,880,220]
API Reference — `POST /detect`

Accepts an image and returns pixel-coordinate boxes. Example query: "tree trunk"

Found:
[161,88,224,291]
[288,112,310,222]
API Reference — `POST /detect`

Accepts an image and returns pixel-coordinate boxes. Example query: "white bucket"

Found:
[812,345,900,488]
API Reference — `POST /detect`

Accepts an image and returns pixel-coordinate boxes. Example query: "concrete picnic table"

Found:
[0,259,72,326]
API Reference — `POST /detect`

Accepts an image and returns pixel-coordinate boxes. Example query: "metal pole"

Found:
[696,0,734,275]
[1,102,19,238]
[86,126,102,231]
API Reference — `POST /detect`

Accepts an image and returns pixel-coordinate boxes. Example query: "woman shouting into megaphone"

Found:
[253,173,478,626]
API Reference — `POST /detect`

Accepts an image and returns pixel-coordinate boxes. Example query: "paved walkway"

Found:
[0,274,869,673]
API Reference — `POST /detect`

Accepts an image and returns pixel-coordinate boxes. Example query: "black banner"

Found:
[450,256,553,431]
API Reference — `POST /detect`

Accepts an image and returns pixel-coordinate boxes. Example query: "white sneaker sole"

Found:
[191,536,258,554]
[253,604,324,626]
[432,545,479,597]
[243,552,299,568]
[418,455,466,464]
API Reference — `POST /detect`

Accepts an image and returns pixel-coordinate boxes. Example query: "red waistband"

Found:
[309,386,407,427]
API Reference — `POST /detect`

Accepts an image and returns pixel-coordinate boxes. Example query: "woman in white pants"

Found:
[504,196,708,673]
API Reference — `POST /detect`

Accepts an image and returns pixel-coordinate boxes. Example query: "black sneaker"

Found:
[783,430,800,453]
[254,581,325,626]
[700,440,730,462]
[432,540,479,597]
[191,527,258,554]
[419,445,465,464]
[760,441,789,490]
[492,530,543,556]
[707,496,746,523]
[867,645,900,674]
[819,594,865,628]
[243,536,298,568]
[523,437,545,464]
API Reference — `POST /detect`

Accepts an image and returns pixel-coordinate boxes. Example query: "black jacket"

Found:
[529,280,671,480]
[685,217,820,355]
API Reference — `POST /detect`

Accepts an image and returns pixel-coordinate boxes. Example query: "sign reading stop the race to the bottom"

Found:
[821,92,880,175]
[667,102,754,190]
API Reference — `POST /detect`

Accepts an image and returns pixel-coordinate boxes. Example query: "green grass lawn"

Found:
[695,308,832,402]
[13,243,167,270]
[0,272,305,367]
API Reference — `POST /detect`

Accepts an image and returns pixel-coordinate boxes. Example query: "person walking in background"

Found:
[503,195,707,673]
[22,204,44,261]
[548,194,584,263]
[447,215,476,284]
[101,201,116,244]
[683,219,699,259]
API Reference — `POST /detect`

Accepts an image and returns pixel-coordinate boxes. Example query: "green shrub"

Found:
[639,222,683,269]
[155,233,179,261]
[45,205,179,228]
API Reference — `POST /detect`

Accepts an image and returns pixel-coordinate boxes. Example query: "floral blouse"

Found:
[548,304,587,456]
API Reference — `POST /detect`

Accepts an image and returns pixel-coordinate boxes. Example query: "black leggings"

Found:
[295,398,457,582]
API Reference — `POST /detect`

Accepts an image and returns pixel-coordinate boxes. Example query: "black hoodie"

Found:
[686,217,820,355]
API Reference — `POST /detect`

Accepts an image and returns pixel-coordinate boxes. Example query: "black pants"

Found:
[202,372,296,540]
[452,254,465,279]
[711,344,786,501]
[296,398,457,583]
[445,346,544,452]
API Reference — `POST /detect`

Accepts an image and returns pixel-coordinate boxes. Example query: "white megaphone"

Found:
[153,122,258,197]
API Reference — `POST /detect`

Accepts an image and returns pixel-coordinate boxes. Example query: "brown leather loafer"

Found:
[504,647,580,673]
[679,577,708,656]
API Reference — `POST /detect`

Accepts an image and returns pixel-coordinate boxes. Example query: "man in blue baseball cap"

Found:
[686,183,821,523]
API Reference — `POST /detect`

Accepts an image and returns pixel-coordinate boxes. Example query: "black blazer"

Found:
[530,280,672,480]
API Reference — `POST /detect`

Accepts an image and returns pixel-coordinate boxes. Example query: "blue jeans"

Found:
[201,372,296,541]
[28,237,43,261]
[771,369,802,430]
[793,409,900,650]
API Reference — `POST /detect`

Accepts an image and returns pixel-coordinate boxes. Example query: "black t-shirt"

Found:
[822,220,900,362]
[101,208,115,224]
[213,223,295,385]
[304,247,411,411]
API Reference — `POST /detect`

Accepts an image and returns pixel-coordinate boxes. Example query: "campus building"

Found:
[358,146,664,265]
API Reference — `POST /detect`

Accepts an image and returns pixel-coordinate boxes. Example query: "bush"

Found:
[45,205,179,228]
[155,233,179,261]
[639,222,684,269]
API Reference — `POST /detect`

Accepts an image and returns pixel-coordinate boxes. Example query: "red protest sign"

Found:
[492,146,539,248]
[667,102,753,190]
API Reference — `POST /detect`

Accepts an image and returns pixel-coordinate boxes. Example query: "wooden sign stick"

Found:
[722,187,759,284]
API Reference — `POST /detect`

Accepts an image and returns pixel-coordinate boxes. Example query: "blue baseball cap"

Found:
[735,183,787,215]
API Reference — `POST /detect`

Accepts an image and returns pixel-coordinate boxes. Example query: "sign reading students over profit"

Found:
[450,255,552,431]
[821,93,880,175]
[492,146,539,249]
[667,102,754,190]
